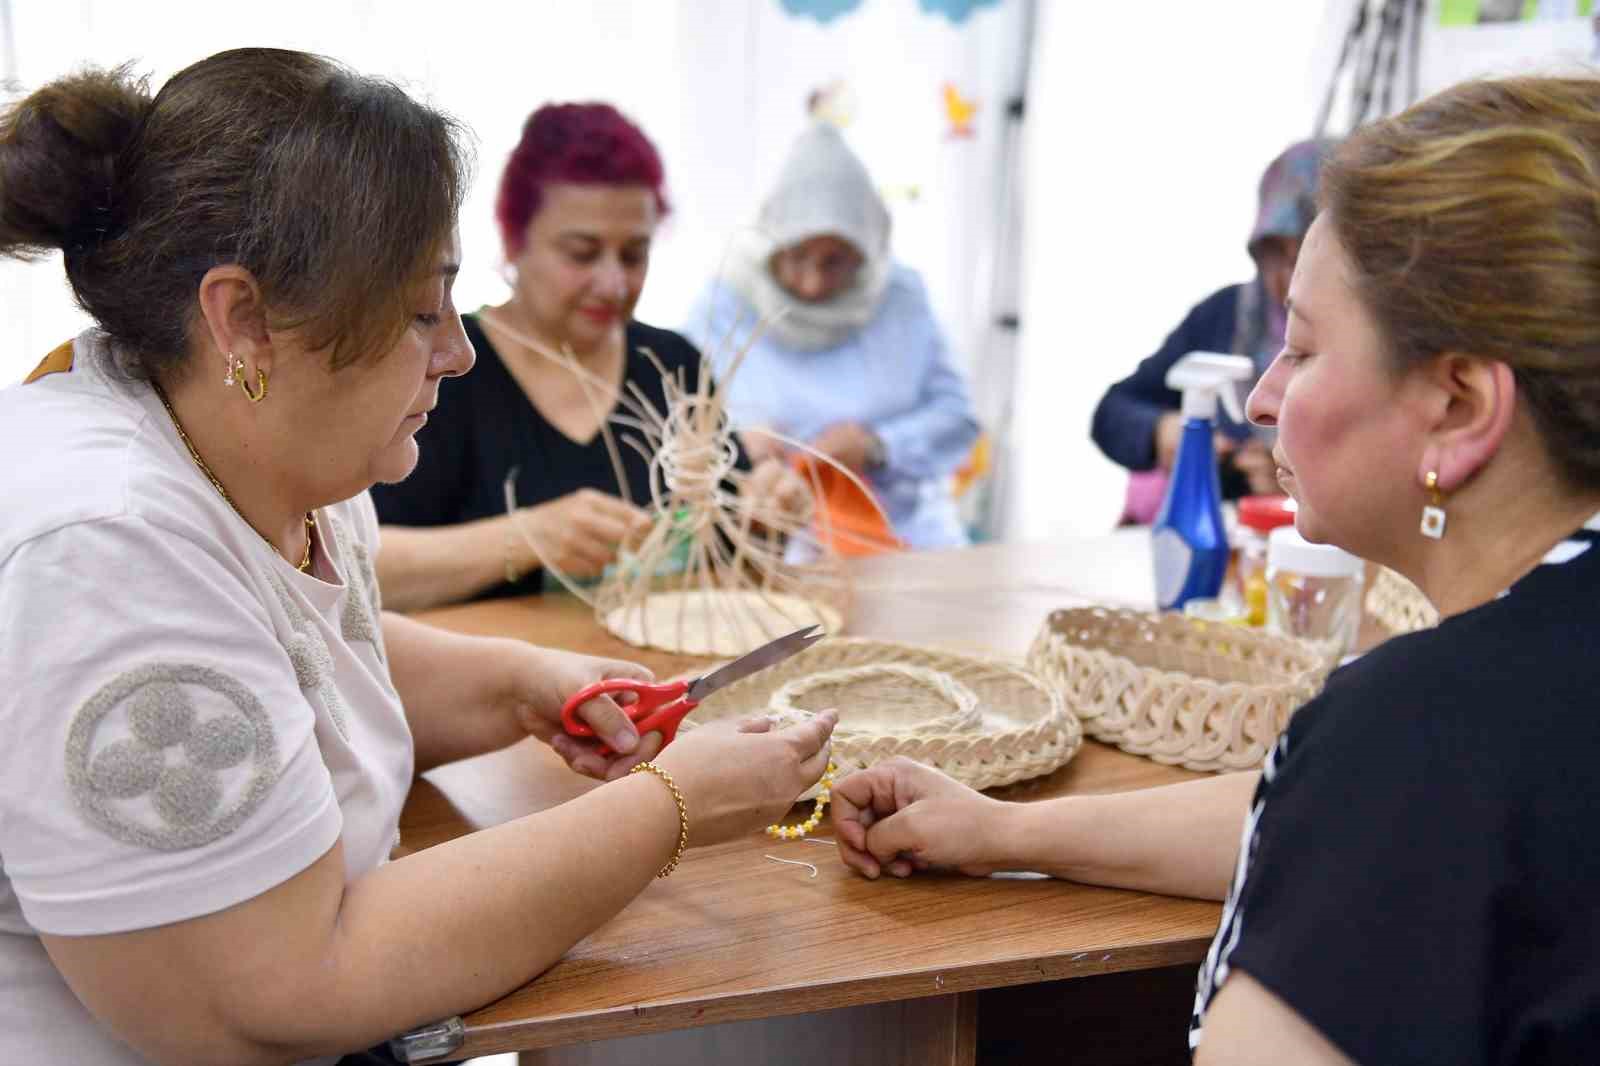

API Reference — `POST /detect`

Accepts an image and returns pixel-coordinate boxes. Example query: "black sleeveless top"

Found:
[369,314,748,600]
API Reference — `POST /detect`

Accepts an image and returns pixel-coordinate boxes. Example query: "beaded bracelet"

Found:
[630,762,689,878]
[766,762,838,840]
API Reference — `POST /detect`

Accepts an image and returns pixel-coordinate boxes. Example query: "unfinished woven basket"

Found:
[681,638,1082,792]
[1364,566,1439,635]
[1025,607,1332,773]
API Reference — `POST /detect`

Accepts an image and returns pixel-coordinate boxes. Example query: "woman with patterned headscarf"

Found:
[1093,139,1331,521]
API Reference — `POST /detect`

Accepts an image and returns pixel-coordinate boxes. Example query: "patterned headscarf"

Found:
[1231,139,1334,376]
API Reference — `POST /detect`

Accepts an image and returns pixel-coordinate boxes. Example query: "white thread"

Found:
[763,854,819,879]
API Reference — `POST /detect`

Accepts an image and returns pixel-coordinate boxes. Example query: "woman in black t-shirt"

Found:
[830,77,1600,1064]
[371,103,801,609]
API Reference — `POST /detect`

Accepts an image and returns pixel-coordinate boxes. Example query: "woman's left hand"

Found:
[500,646,662,780]
[742,457,814,526]
[832,756,1012,878]
[810,421,882,472]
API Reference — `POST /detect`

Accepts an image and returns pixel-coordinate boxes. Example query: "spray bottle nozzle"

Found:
[1165,352,1254,423]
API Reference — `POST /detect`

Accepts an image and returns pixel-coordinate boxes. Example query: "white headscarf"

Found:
[723,122,893,352]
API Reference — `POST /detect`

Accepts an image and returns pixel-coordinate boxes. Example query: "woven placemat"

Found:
[1365,566,1439,635]
[601,589,844,656]
[680,638,1083,792]
[1025,607,1332,773]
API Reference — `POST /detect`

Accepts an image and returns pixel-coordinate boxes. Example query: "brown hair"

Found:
[0,48,471,374]
[1322,76,1600,491]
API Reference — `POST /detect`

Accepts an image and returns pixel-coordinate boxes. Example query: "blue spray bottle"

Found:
[1151,352,1255,611]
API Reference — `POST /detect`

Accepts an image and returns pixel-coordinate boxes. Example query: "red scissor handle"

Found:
[560,677,697,754]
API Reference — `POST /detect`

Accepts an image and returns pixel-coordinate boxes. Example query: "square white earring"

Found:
[1420,505,1446,539]
[1421,470,1446,539]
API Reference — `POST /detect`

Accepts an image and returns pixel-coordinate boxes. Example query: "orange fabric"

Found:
[952,431,991,498]
[23,341,75,384]
[793,456,903,558]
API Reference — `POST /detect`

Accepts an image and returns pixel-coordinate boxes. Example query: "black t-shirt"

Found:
[369,313,747,601]
[1191,523,1600,1064]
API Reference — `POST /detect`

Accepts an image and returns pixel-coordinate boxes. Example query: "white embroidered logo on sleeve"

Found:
[328,513,384,661]
[267,572,352,740]
[66,663,280,851]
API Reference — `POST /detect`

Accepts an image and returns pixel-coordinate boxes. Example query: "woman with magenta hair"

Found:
[372,103,799,609]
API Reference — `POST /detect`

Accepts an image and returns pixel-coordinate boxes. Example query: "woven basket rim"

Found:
[1027,606,1334,774]
[1365,565,1440,635]
[599,588,845,656]
[1039,606,1330,689]
[680,636,1083,791]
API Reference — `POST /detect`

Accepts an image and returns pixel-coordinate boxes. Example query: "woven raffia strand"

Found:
[682,638,1083,792]
[599,588,845,657]
[1365,566,1439,635]
[1025,607,1333,773]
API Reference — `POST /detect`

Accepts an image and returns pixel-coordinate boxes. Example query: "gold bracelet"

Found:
[630,762,689,878]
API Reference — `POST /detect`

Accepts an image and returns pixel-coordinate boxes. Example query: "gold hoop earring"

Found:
[239,367,268,404]
[1420,470,1447,539]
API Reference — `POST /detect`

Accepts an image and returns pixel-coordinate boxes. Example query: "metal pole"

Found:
[1314,0,1368,139]
[968,0,1036,542]
[0,0,18,92]
[1407,0,1424,107]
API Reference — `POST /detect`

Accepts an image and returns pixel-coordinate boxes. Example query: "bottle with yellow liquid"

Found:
[1234,495,1296,626]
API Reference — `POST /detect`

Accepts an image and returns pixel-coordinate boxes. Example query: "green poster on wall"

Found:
[1440,0,1594,26]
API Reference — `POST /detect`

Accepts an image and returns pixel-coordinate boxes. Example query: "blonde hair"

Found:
[1323,76,1600,489]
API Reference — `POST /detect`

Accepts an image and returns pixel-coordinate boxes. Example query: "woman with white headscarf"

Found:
[687,122,980,551]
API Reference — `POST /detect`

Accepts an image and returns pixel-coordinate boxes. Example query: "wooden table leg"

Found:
[516,991,977,1066]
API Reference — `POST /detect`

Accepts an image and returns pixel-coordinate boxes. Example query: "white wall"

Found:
[0,0,1025,390]
[0,0,698,381]
[7,1,1597,541]
[1008,1,1332,539]
[1005,0,1600,540]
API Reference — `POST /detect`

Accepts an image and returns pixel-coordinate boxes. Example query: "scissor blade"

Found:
[687,624,825,701]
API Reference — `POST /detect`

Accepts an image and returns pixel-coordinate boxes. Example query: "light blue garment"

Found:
[687,263,980,549]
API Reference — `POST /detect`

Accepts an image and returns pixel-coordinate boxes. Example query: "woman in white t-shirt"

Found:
[0,49,834,1065]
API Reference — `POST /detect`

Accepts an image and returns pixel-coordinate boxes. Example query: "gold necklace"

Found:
[151,382,315,573]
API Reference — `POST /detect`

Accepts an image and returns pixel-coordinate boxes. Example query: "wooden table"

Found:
[399,533,1225,1065]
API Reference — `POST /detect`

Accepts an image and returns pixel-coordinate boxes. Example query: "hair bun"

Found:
[0,66,152,257]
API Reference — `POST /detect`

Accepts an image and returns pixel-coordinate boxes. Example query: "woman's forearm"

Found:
[314,775,678,1052]
[48,773,681,1066]
[997,772,1259,900]
[383,612,530,771]
[377,517,524,612]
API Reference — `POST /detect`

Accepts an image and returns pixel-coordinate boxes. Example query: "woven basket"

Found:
[1365,566,1439,635]
[600,589,844,657]
[1025,607,1332,773]
[681,638,1082,792]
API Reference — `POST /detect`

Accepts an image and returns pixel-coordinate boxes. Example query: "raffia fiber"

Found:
[1365,566,1439,635]
[490,306,882,658]
[1025,607,1333,773]
[682,638,1083,792]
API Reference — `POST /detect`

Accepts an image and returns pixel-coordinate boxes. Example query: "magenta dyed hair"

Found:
[495,102,670,254]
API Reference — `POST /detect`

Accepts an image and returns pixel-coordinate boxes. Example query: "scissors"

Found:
[560,624,826,755]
